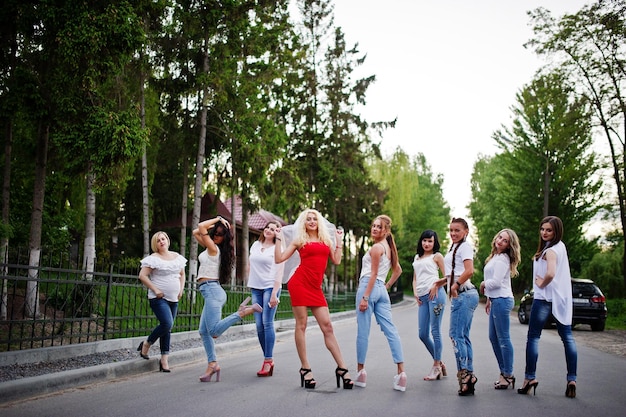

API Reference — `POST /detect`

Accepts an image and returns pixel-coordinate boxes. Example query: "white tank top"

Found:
[359,243,391,282]
[412,254,440,297]
[197,248,220,280]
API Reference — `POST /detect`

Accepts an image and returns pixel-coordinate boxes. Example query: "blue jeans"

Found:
[418,287,446,361]
[251,287,281,359]
[356,277,404,364]
[525,299,577,382]
[198,281,242,363]
[449,288,479,372]
[148,298,178,355]
[488,297,514,375]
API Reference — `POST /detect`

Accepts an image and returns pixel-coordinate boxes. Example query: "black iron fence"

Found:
[0,260,360,352]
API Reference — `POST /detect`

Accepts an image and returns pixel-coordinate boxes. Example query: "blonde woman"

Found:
[274,209,353,390]
[138,231,187,372]
[354,215,406,392]
[479,229,521,390]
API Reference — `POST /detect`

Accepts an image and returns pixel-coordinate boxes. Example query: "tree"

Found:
[526,0,626,287]
[471,72,602,289]
[369,149,450,288]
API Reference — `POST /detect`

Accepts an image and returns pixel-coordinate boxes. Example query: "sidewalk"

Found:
[0,307,360,405]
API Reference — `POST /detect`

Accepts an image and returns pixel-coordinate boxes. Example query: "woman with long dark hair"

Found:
[519,216,577,398]
[247,221,284,377]
[193,216,262,382]
[412,229,448,381]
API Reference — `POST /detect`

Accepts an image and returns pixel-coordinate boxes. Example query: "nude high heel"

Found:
[199,363,221,382]
[424,366,442,381]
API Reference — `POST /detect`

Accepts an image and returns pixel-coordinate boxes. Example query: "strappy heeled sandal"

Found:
[495,374,515,390]
[335,367,354,389]
[300,368,316,389]
[458,370,477,396]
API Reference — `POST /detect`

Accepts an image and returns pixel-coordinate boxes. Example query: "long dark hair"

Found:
[533,216,564,261]
[416,229,441,257]
[210,222,235,284]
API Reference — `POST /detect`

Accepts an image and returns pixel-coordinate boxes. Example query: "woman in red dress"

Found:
[274,209,353,390]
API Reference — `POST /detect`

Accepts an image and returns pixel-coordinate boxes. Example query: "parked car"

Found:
[517,278,607,331]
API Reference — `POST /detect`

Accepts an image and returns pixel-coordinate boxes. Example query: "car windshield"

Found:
[572,283,600,297]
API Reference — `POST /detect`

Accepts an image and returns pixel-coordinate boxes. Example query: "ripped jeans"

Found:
[417,287,446,361]
[449,288,479,372]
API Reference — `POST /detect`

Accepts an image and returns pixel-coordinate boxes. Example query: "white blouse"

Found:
[247,241,284,289]
[483,253,513,299]
[412,254,440,297]
[533,241,573,325]
[140,254,187,301]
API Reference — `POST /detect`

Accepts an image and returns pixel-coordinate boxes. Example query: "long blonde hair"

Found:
[292,209,333,248]
[375,215,400,270]
[485,228,521,278]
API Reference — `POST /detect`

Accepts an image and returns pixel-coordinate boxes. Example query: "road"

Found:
[2,299,625,417]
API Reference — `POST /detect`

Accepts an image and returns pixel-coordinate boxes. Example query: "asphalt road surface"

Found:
[2,299,625,417]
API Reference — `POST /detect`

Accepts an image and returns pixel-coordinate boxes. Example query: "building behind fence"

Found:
[0,249,359,352]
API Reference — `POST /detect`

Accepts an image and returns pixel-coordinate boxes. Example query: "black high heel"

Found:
[299,368,316,389]
[137,341,149,360]
[565,381,576,398]
[517,379,539,395]
[458,370,477,396]
[335,367,354,389]
[159,358,171,373]
[495,374,515,390]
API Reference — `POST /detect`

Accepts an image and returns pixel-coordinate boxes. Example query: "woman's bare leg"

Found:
[311,306,351,379]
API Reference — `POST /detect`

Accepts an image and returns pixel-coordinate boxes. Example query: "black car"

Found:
[517,278,607,331]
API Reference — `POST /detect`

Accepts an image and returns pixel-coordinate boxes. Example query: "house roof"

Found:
[224,196,286,231]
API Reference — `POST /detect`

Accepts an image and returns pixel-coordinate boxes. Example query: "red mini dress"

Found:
[287,242,330,307]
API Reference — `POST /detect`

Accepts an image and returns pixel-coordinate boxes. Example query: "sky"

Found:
[331,0,592,219]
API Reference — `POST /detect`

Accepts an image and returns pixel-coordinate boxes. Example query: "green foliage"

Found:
[471,71,602,292]
[606,299,626,329]
[369,149,450,289]
[581,239,625,298]
[526,0,626,288]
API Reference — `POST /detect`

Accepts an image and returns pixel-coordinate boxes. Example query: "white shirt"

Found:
[533,241,573,325]
[140,254,187,301]
[412,254,440,297]
[197,248,220,280]
[443,241,475,291]
[483,253,513,299]
[359,243,391,282]
[247,241,284,289]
